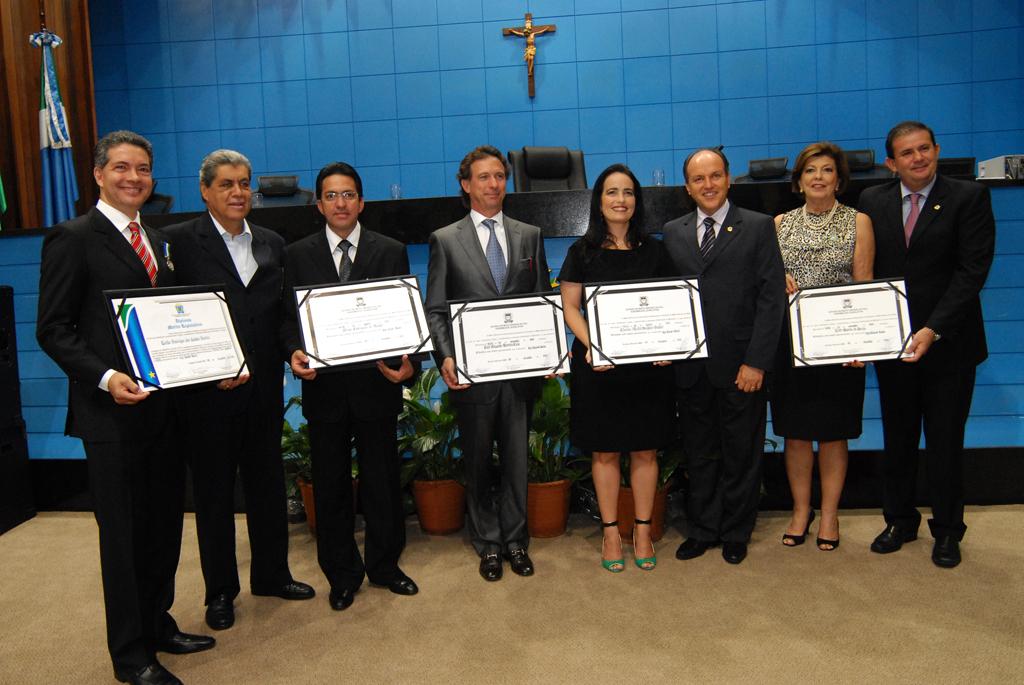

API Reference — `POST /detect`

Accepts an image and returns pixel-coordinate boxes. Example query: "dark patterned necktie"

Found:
[699,216,716,261]
[337,239,352,282]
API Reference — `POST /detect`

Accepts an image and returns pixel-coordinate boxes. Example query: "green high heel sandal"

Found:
[633,518,657,570]
[601,520,625,573]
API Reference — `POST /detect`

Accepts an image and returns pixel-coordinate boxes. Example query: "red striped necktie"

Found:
[128,221,158,286]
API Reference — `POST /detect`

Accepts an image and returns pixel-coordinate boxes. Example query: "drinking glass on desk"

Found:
[390,183,402,200]
[652,168,665,186]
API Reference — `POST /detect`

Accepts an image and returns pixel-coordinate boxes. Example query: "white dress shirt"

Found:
[695,200,731,246]
[210,213,258,286]
[326,222,362,274]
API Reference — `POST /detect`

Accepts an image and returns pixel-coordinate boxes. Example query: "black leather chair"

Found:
[256,175,315,207]
[507,146,587,192]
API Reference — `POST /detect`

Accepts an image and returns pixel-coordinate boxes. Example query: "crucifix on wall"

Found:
[502,13,556,98]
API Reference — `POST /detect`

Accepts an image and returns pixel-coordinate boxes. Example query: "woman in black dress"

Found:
[559,164,676,572]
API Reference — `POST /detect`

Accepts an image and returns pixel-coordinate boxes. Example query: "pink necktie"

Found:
[128,221,158,286]
[904,193,921,246]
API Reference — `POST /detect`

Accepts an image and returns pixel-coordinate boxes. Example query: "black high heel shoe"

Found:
[782,509,815,547]
[817,519,840,551]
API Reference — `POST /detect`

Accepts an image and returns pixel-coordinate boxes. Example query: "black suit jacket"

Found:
[164,213,287,414]
[424,214,552,404]
[859,175,995,369]
[663,204,786,388]
[282,228,418,422]
[36,208,176,441]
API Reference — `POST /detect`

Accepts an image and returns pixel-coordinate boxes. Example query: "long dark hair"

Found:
[582,164,646,255]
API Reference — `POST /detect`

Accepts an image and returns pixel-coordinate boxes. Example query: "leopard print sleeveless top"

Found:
[776,203,857,288]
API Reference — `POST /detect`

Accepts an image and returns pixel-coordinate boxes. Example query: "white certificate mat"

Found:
[584,277,708,366]
[295,276,433,370]
[449,293,570,384]
[789,279,913,366]
[105,287,247,391]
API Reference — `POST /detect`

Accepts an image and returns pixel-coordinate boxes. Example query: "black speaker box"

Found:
[0,418,35,535]
[0,286,22,426]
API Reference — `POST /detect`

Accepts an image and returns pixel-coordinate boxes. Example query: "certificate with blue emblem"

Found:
[105,286,248,391]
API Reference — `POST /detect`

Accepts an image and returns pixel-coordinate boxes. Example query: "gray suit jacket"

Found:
[425,214,551,404]
[663,204,786,389]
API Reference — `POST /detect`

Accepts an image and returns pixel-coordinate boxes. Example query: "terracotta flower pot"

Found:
[616,481,670,542]
[413,479,466,534]
[527,479,572,538]
[295,477,359,537]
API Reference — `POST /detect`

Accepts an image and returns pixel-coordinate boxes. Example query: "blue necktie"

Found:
[482,218,506,292]
[700,216,716,261]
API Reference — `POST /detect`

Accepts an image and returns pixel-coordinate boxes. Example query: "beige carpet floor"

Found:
[1,508,1022,684]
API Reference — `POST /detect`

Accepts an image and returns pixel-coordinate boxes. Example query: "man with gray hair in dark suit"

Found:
[425,145,551,582]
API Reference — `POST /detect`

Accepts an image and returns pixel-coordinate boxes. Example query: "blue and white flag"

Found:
[30,30,78,227]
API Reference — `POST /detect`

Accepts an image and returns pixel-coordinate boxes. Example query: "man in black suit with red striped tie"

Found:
[37,130,214,685]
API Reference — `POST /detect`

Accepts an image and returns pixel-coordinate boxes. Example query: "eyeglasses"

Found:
[322,191,359,202]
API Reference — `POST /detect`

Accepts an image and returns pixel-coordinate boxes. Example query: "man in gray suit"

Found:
[425,146,551,581]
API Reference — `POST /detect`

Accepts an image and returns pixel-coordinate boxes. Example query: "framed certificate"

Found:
[584,277,708,366]
[104,285,248,391]
[449,293,570,384]
[295,275,433,370]
[789,279,913,366]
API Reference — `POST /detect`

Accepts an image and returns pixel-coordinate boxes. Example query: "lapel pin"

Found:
[933,204,940,211]
[726,226,733,232]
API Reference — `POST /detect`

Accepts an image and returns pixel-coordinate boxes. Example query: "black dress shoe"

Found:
[675,538,713,560]
[479,553,503,581]
[205,594,234,631]
[122,662,182,685]
[932,536,962,568]
[156,630,216,655]
[506,548,535,576]
[252,580,316,600]
[870,524,918,554]
[329,588,355,611]
[374,574,419,596]
[722,541,748,564]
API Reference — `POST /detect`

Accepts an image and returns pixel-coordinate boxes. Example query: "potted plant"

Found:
[398,368,465,534]
[281,396,316,533]
[281,395,358,536]
[526,377,583,537]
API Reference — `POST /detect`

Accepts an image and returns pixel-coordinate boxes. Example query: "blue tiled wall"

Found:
[5,187,1024,459]
[89,0,1024,208]
[7,0,1024,459]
